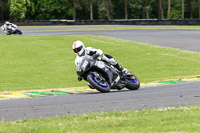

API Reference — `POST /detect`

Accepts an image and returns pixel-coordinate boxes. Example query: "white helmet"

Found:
[72,40,85,56]
[5,21,10,25]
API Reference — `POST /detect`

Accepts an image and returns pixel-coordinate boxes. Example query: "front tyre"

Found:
[17,30,22,35]
[87,73,110,93]
[125,74,140,90]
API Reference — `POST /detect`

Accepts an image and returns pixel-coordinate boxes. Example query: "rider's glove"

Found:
[78,76,82,81]
[93,53,100,59]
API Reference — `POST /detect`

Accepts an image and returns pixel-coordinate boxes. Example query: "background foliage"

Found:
[0,0,200,21]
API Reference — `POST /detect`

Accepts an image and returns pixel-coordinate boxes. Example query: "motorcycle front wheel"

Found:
[87,73,110,93]
[125,74,140,90]
[17,30,22,35]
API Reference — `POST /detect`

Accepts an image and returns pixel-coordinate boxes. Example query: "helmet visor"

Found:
[73,45,83,53]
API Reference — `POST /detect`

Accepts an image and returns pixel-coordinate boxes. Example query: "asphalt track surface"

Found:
[0,26,200,121]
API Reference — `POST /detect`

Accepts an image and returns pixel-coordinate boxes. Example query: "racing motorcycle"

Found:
[76,56,140,93]
[5,26,22,35]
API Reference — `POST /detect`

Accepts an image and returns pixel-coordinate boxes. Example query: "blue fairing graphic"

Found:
[91,74,109,88]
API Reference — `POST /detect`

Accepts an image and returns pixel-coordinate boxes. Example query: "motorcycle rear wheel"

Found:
[87,73,110,93]
[6,32,11,35]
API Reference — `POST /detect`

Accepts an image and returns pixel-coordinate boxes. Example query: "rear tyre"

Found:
[6,32,11,35]
[87,73,110,93]
[125,74,140,90]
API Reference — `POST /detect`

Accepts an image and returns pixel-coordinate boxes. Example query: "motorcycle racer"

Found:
[1,21,18,35]
[72,40,128,81]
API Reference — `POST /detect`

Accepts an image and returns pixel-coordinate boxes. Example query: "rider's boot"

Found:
[101,54,128,74]
[114,63,128,74]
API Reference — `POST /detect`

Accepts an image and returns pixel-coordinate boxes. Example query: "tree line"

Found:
[0,0,200,21]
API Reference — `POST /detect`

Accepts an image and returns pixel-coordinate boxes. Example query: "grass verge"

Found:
[0,35,200,91]
[0,106,200,133]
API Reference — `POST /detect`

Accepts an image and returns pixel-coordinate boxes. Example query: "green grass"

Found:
[0,106,200,133]
[0,35,200,132]
[0,35,200,91]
